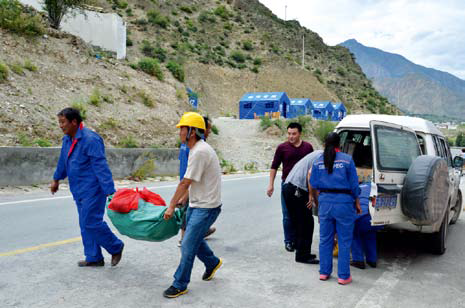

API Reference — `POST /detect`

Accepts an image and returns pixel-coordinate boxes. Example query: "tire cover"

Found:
[401,155,449,225]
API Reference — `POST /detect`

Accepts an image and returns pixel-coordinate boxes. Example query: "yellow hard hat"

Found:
[176,112,206,130]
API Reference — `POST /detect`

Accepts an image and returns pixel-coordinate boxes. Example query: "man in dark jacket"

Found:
[51,108,124,267]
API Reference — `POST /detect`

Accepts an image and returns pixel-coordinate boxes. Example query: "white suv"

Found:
[335,115,463,254]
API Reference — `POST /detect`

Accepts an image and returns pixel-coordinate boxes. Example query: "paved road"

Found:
[1,174,465,308]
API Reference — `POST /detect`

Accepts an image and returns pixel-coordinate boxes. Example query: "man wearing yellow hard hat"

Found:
[163,112,223,298]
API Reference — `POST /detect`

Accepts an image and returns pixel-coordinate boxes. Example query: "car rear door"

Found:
[369,121,422,225]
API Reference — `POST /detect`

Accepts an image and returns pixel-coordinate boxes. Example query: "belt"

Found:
[319,189,352,195]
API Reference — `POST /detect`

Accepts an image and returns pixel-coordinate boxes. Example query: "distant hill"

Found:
[340,39,465,120]
[0,1,398,148]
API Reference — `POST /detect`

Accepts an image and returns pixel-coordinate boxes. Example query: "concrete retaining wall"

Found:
[0,147,179,186]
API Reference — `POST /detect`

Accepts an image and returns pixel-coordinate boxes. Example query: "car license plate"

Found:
[375,195,397,209]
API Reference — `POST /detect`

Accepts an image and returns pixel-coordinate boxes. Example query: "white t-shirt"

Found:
[184,140,222,208]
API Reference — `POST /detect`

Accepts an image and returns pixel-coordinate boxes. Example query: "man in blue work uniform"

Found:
[310,133,361,285]
[351,182,379,269]
[50,108,124,267]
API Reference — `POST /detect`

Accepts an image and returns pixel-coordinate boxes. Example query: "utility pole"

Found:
[285,5,287,21]
[302,33,305,69]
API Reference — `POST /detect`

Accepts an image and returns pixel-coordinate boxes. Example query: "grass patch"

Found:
[71,101,87,121]
[198,10,216,23]
[131,159,155,181]
[166,60,185,82]
[141,40,167,62]
[259,116,273,131]
[9,62,24,75]
[147,9,169,28]
[0,62,8,81]
[99,117,118,130]
[23,59,37,72]
[242,40,253,51]
[35,138,52,147]
[211,124,219,135]
[118,135,138,148]
[138,58,164,80]
[314,120,337,143]
[138,91,155,107]
[0,0,44,36]
[244,162,258,173]
[230,51,245,63]
[220,158,236,174]
[214,5,230,20]
[17,132,33,146]
[88,88,102,106]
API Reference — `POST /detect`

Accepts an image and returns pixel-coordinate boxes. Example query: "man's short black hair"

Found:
[462,148,465,153]
[287,122,302,133]
[57,108,83,124]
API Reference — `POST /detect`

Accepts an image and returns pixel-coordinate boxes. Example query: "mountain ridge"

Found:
[340,39,465,119]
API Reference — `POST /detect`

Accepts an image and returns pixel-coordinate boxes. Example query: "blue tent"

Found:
[312,101,334,120]
[288,98,313,118]
[331,102,347,121]
[239,92,290,119]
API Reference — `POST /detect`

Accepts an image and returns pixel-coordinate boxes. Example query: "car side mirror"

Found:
[453,156,463,169]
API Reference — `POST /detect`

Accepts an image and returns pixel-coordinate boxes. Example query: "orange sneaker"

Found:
[319,274,330,281]
[338,276,352,285]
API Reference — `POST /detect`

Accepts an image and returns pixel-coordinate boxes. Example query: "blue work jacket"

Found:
[53,127,115,199]
[179,143,189,180]
[310,152,360,204]
[358,183,371,216]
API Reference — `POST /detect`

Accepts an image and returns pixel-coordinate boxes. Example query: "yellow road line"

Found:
[0,237,81,257]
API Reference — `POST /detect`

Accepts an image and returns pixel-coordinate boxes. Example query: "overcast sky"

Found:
[258,0,465,80]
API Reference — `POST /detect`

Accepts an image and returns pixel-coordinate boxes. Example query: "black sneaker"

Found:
[367,261,377,268]
[350,261,366,269]
[163,286,188,298]
[202,258,223,281]
[295,256,320,264]
[285,243,295,252]
[77,259,104,267]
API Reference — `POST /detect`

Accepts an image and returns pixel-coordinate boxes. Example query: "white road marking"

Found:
[0,174,268,206]
[354,259,411,308]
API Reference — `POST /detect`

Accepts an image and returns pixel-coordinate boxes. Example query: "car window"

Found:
[432,135,440,156]
[338,130,372,168]
[374,126,421,171]
[438,137,452,166]
[416,134,426,154]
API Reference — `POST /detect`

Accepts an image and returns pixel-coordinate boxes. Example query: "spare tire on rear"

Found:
[401,155,449,225]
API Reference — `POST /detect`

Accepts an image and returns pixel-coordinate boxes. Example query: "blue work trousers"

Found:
[173,206,221,291]
[319,201,356,279]
[351,214,377,263]
[281,182,296,245]
[76,192,123,262]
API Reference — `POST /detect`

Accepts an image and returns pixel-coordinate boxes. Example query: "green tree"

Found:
[456,133,465,147]
[43,0,89,29]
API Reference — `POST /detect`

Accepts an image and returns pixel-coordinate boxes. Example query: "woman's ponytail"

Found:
[323,132,340,174]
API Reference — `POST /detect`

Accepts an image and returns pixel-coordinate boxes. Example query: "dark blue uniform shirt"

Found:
[310,152,360,204]
[53,127,115,199]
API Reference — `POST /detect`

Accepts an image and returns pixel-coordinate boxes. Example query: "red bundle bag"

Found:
[108,188,140,213]
[108,187,166,213]
[139,187,166,206]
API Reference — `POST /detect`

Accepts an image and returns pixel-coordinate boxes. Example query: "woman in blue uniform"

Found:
[310,133,361,285]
